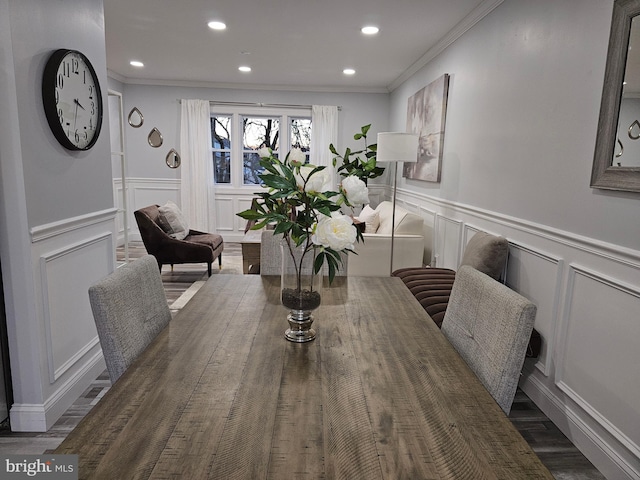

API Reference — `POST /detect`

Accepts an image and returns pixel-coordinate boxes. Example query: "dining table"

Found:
[55,274,554,479]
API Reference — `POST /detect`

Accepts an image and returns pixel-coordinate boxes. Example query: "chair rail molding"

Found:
[394,186,640,269]
[30,208,117,243]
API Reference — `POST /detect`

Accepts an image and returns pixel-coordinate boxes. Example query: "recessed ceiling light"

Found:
[238,66,252,73]
[130,60,144,67]
[208,21,227,30]
[361,26,379,35]
[343,68,356,75]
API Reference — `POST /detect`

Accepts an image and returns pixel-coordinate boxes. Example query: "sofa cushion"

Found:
[375,201,423,235]
[460,231,508,280]
[157,201,189,240]
[356,205,380,233]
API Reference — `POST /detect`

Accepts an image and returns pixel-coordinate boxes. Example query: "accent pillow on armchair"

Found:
[157,201,190,240]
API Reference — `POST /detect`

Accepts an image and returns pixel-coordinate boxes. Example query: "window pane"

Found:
[211,115,231,149]
[243,117,279,151]
[213,152,231,184]
[212,115,231,184]
[290,117,312,163]
[243,151,263,185]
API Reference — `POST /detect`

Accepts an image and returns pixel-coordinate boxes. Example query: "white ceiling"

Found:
[104,0,497,92]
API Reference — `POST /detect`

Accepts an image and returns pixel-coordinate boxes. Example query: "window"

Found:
[210,107,311,187]
[211,115,231,184]
[242,116,280,185]
[290,117,312,163]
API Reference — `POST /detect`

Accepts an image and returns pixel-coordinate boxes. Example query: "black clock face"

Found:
[42,49,103,151]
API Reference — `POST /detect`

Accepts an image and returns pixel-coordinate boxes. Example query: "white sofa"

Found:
[348,201,425,277]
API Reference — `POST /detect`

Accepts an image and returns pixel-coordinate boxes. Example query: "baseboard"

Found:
[520,375,640,480]
[9,352,106,432]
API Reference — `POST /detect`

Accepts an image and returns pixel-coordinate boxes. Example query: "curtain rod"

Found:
[179,100,341,111]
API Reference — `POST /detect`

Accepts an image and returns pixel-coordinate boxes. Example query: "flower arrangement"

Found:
[237,146,370,283]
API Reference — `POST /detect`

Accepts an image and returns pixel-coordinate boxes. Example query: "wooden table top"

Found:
[56,275,553,479]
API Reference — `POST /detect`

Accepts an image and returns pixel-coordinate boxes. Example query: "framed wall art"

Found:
[403,73,450,182]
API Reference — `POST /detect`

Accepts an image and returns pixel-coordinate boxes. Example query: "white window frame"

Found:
[210,105,311,190]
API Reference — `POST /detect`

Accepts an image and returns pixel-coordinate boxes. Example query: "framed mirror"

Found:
[127,107,144,128]
[166,148,181,168]
[592,0,640,192]
[148,127,163,148]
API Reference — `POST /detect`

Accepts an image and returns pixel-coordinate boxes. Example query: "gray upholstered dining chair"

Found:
[88,254,172,383]
[440,265,537,414]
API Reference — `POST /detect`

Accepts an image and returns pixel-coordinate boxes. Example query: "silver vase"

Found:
[280,241,322,342]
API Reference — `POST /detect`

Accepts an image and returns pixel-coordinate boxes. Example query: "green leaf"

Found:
[252,219,272,230]
[236,209,262,220]
[329,143,338,155]
[260,174,295,191]
[354,133,362,140]
[313,253,324,275]
[361,124,371,135]
[273,221,293,234]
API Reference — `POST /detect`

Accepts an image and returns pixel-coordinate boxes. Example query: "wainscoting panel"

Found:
[213,191,264,242]
[112,179,126,241]
[13,211,116,431]
[557,265,640,459]
[434,215,463,269]
[130,179,180,210]
[418,206,436,266]
[214,196,235,233]
[39,234,112,383]
[505,242,563,376]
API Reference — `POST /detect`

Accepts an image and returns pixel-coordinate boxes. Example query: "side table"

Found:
[241,229,262,274]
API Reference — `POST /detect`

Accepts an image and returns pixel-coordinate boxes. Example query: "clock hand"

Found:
[74,98,86,110]
[73,99,79,131]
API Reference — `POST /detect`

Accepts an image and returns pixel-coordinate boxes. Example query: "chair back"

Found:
[88,255,171,383]
[441,265,536,414]
[134,205,166,257]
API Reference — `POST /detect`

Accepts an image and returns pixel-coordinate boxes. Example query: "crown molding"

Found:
[106,72,389,94]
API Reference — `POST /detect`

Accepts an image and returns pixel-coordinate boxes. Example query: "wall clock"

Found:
[42,49,103,151]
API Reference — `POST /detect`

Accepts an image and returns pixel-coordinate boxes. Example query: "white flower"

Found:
[288,147,306,163]
[296,165,331,193]
[341,175,369,206]
[312,213,357,251]
[257,146,271,158]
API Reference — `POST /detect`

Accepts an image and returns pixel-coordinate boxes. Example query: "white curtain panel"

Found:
[180,99,214,231]
[311,105,338,189]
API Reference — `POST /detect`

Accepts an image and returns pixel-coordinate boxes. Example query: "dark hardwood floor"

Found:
[0,242,606,479]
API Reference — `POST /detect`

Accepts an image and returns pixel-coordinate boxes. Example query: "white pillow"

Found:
[157,201,189,240]
[356,204,380,233]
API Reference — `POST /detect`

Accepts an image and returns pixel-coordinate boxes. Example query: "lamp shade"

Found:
[376,132,419,163]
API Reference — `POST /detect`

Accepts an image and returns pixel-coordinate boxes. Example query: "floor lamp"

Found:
[376,132,419,275]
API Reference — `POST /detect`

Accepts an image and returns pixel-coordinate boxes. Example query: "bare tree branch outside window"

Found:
[211,116,231,183]
[243,117,280,185]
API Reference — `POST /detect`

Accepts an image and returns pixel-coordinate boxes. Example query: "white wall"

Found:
[115,83,389,241]
[0,0,113,431]
[389,0,640,478]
